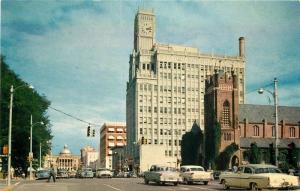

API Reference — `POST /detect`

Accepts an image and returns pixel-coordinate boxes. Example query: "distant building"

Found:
[126,9,246,172]
[44,145,80,171]
[100,122,126,169]
[204,70,300,168]
[80,146,99,169]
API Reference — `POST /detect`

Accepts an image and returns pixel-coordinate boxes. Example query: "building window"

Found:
[253,125,259,136]
[272,126,275,137]
[290,127,296,138]
[222,100,230,127]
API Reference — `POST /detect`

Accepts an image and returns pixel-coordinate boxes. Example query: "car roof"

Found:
[241,164,277,169]
[180,165,204,168]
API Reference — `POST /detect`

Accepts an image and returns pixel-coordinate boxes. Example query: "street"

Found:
[12,178,228,191]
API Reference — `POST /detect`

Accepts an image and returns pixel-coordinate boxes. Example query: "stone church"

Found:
[204,70,300,168]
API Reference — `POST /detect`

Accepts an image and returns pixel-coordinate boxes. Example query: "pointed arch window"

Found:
[222,100,230,127]
[253,125,259,136]
[290,127,296,138]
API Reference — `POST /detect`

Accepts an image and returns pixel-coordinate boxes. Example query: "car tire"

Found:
[250,183,258,191]
[144,178,149,184]
[222,180,229,190]
[203,181,208,185]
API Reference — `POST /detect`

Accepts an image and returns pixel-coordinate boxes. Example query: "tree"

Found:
[181,121,203,165]
[216,143,239,170]
[0,55,52,175]
[248,142,261,164]
[204,113,221,169]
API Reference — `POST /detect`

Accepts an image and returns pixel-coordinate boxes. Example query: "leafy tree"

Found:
[204,113,221,169]
[216,143,239,170]
[0,55,52,175]
[181,122,203,165]
[248,142,261,164]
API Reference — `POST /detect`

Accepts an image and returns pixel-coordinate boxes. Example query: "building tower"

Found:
[126,9,245,172]
[204,70,241,164]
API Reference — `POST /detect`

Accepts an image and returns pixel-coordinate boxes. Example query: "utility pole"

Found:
[30,115,33,180]
[39,142,42,169]
[274,78,279,167]
[7,85,13,186]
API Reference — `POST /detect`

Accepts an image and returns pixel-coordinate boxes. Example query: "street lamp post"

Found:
[258,78,279,166]
[7,84,33,186]
[29,116,44,180]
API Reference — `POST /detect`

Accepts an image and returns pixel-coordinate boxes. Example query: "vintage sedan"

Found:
[144,165,181,186]
[80,168,94,178]
[96,168,113,178]
[36,169,50,180]
[180,165,213,185]
[220,164,300,190]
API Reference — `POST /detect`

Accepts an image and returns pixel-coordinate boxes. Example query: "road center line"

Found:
[186,185,217,191]
[103,183,122,191]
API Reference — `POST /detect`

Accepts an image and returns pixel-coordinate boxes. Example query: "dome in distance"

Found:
[60,144,71,156]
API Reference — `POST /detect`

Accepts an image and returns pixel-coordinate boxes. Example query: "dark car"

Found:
[36,170,50,180]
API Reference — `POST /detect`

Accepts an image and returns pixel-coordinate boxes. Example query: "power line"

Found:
[48,106,99,127]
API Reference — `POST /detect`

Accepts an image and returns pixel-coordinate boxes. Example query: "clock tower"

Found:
[134,9,155,51]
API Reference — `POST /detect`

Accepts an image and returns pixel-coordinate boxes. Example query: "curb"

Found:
[0,182,20,191]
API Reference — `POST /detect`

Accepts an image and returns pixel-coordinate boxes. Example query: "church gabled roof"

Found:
[239,104,300,124]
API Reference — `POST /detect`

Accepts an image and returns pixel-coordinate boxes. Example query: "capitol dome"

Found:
[60,144,72,156]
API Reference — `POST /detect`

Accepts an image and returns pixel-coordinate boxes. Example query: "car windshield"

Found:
[255,167,282,174]
[190,167,204,171]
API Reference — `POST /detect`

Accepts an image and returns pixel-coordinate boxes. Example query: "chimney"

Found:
[239,37,245,57]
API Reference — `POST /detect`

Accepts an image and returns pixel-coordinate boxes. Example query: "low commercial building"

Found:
[100,122,126,169]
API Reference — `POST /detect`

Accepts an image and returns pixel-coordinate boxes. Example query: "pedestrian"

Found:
[48,164,56,182]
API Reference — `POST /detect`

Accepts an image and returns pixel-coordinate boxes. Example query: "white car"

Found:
[144,165,181,186]
[220,164,300,190]
[180,165,213,185]
[96,168,113,178]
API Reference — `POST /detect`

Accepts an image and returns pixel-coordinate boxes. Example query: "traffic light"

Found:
[87,126,91,137]
[92,129,95,137]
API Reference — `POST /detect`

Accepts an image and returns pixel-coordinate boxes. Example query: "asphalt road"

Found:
[12,178,228,191]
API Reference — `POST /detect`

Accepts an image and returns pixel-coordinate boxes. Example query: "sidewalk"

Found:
[0,179,21,191]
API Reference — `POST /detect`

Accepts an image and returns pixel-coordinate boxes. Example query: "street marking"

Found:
[103,184,122,191]
[160,188,175,191]
[179,187,190,190]
[186,185,217,191]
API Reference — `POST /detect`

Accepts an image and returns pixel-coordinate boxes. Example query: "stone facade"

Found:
[126,9,246,172]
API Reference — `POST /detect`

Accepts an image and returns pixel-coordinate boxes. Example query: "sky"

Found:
[1,1,300,155]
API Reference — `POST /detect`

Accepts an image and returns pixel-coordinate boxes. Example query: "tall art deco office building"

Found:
[126,9,246,171]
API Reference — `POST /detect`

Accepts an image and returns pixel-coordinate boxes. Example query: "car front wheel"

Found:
[144,178,149,184]
[250,182,258,191]
[222,180,229,190]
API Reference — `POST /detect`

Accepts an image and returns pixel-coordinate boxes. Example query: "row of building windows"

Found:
[139,84,204,94]
[141,137,182,146]
[224,133,232,141]
[139,106,201,114]
[139,117,198,125]
[252,125,296,138]
[139,96,202,104]
[140,128,185,136]
[158,61,244,73]
[159,72,205,80]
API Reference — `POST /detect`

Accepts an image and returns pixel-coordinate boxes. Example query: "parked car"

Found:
[96,168,113,178]
[180,165,213,185]
[128,171,137,178]
[220,164,300,190]
[68,170,77,178]
[144,165,181,186]
[57,169,69,179]
[36,170,50,180]
[81,168,94,178]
